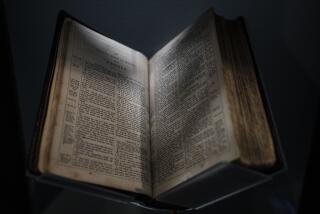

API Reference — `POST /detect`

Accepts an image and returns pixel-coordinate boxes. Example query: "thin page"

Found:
[149,10,239,196]
[38,19,152,196]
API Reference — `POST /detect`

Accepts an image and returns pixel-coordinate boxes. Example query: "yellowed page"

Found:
[149,10,239,196]
[39,19,151,196]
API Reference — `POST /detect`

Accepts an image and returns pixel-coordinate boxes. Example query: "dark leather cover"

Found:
[26,11,286,210]
[28,12,66,175]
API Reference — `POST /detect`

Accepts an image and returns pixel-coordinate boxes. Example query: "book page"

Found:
[38,19,151,195]
[149,11,239,196]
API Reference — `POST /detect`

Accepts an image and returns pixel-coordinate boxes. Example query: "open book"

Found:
[34,9,276,199]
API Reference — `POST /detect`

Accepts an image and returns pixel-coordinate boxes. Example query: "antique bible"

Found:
[30,9,277,200]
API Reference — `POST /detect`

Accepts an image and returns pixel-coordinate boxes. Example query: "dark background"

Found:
[1,0,319,213]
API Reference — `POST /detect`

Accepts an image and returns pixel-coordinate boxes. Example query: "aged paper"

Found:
[149,11,239,196]
[38,19,152,195]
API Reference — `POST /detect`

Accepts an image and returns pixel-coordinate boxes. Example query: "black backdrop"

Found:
[2,0,319,213]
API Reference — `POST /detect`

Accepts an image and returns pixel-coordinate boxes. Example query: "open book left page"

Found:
[38,18,152,196]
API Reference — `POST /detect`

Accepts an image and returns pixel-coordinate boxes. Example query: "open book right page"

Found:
[149,10,240,197]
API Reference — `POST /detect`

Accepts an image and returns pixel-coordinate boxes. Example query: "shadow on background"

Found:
[1,0,29,213]
[1,0,319,213]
